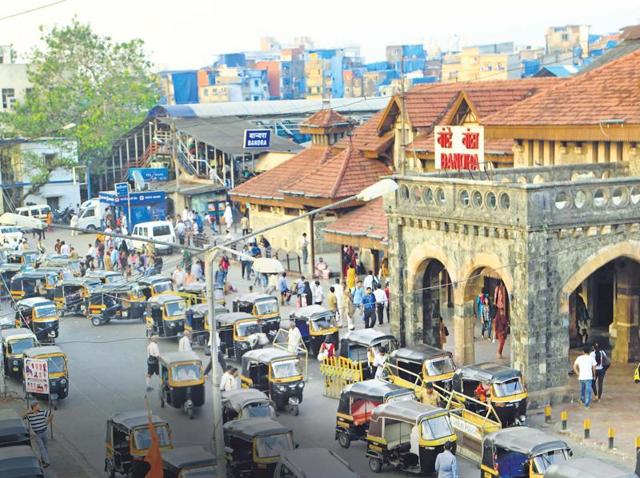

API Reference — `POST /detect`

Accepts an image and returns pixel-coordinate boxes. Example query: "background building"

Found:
[0,45,30,113]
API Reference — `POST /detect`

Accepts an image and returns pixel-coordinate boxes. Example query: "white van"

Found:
[131,221,176,254]
[76,204,102,231]
[16,204,51,220]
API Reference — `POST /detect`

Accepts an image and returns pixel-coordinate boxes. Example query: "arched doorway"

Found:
[421,259,453,345]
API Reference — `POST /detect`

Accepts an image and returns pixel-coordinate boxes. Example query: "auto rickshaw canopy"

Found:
[0,445,43,477]
[241,347,297,366]
[543,458,637,478]
[391,345,453,364]
[0,327,36,342]
[16,297,56,310]
[341,378,414,403]
[12,270,58,284]
[289,304,333,321]
[85,270,125,283]
[187,303,229,317]
[108,410,168,432]
[278,448,359,478]
[180,282,206,294]
[484,427,569,457]
[56,277,101,290]
[0,263,22,274]
[370,399,447,425]
[148,293,185,307]
[24,345,65,359]
[341,329,397,348]
[162,446,216,473]
[223,417,292,440]
[0,409,30,447]
[217,311,255,327]
[139,275,173,287]
[222,389,271,413]
[159,351,201,367]
[234,292,277,306]
[454,362,522,384]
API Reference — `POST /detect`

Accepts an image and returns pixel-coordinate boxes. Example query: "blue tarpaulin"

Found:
[172,71,199,104]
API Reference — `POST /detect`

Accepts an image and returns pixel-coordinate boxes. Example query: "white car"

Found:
[131,221,176,254]
[0,225,23,248]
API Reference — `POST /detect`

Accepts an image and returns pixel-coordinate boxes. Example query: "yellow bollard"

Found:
[560,410,568,430]
[583,419,591,439]
[608,427,615,449]
[544,405,552,424]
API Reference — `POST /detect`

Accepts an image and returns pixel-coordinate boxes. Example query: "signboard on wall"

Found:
[434,125,484,170]
[243,129,271,148]
[24,358,49,394]
[115,182,130,198]
[128,167,169,182]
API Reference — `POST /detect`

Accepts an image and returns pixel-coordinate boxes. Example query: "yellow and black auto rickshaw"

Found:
[288,305,339,356]
[146,294,186,339]
[387,344,456,394]
[222,388,276,423]
[224,417,294,478]
[177,282,207,306]
[162,446,216,478]
[452,362,528,427]
[0,446,43,477]
[15,297,59,343]
[218,312,268,359]
[543,457,636,478]
[24,345,69,405]
[336,378,415,449]
[84,269,125,284]
[105,411,173,478]
[337,329,399,380]
[240,348,305,416]
[158,351,205,419]
[0,263,22,299]
[138,274,174,299]
[480,427,571,478]
[10,270,58,301]
[41,254,82,277]
[6,250,39,268]
[366,400,457,474]
[232,292,281,341]
[184,303,229,347]
[53,277,101,316]
[87,283,146,327]
[0,327,37,379]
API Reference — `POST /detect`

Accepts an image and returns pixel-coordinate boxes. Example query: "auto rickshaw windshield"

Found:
[181,466,216,477]
[105,275,123,284]
[310,314,336,331]
[236,320,260,337]
[255,299,278,315]
[347,345,368,362]
[46,355,66,373]
[133,424,170,450]
[155,281,173,294]
[165,301,186,317]
[23,254,37,265]
[492,378,524,397]
[425,357,456,376]
[255,432,293,458]
[171,363,201,382]
[244,402,272,418]
[532,449,570,473]
[421,415,454,440]
[9,337,36,354]
[272,359,302,379]
[35,304,57,318]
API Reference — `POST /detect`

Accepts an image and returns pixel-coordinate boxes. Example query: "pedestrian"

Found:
[373,284,387,326]
[175,217,186,246]
[69,246,78,259]
[378,258,388,288]
[96,240,105,269]
[224,203,233,230]
[85,242,96,269]
[327,286,338,316]
[299,232,309,266]
[573,345,597,408]
[435,441,459,478]
[287,321,302,354]
[278,272,291,305]
[439,316,448,348]
[220,367,241,392]
[70,212,78,236]
[204,331,226,377]
[363,270,375,290]
[373,346,387,379]
[104,246,113,271]
[575,286,591,346]
[317,336,335,361]
[60,240,70,255]
[54,238,62,254]
[46,210,53,232]
[240,245,252,280]
[333,279,344,325]
[493,309,509,359]
[24,402,52,468]
[591,342,609,401]
[240,213,250,236]
[353,280,365,322]
[362,287,376,328]
[214,265,225,289]
[341,286,355,330]
[346,263,357,291]
[481,296,492,340]
[219,255,230,283]
[311,280,324,305]
[172,265,186,289]
[258,235,272,258]
[303,280,313,307]
[265,273,278,295]
[146,335,160,391]
[178,330,192,352]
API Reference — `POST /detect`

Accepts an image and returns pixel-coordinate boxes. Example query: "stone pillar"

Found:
[387,218,406,345]
[613,259,640,362]
[453,297,474,364]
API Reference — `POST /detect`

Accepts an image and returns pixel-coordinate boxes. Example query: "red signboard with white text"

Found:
[434,125,484,170]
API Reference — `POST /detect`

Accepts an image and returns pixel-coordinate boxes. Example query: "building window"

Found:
[2,88,15,109]
[253,79,260,87]
[561,33,569,41]
[284,208,299,216]
[258,205,270,212]
[43,153,57,167]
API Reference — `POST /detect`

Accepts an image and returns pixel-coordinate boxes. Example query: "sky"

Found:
[1,0,638,70]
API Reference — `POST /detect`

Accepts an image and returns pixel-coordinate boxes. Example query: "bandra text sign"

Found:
[434,125,484,170]
[24,358,49,394]
[243,129,271,149]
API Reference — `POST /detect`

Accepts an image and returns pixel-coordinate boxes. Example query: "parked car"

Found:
[131,221,176,254]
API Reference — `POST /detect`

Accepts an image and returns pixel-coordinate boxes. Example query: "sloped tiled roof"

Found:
[323,198,388,242]
[484,50,640,126]
[281,145,391,199]
[230,146,336,200]
[300,108,354,128]
[336,111,394,155]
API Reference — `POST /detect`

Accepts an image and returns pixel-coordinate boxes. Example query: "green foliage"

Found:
[1,18,159,181]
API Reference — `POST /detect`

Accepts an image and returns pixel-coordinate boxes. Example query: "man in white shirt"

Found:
[220,367,241,392]
[298,233,309,265]
[178,330,192,352]
[287,322,302,354]
[363,270,375,291]
[172,265,186,288]
[573,345,597,408]
[373,285,388,326]
[373,346,388,379]
[333,279,344,325]
[146,336,160,390]
[311,280,324,305]
[60,241,70,256]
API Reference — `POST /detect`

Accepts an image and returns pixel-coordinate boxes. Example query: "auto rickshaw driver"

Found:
[475,382,491,403]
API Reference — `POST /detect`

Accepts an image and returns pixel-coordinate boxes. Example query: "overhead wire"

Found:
[0,0,66,23]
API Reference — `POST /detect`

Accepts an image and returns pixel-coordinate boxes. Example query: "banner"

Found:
[128,168,169,182]
[24,358,49,394]
[434,125,484,170]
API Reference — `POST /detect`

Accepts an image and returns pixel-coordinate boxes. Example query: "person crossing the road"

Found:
[146,335,160,391]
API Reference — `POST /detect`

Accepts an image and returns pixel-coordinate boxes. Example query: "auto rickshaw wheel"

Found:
[91,316,102,327]
[291,404,299,416]
[369,457,383,473]
[338,432,351,449]
[187,406,194,419]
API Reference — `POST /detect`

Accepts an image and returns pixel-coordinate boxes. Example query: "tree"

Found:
[0,19,159,202]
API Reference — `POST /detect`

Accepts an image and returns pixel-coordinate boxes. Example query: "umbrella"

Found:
[251,258,284,274]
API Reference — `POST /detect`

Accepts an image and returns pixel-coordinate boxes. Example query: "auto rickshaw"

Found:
[15,297,59,343]
[336,378,415,449]
[388,345,456,393]
[222,388,276,423]
[1,328,37,379]
[0,445,44,478]
[0,263,22,299]
[337,329,398,380]
[138,274,174,299]
[53,277,101,316]
[87,283,146,326]
[366,400,457,474]
[223,417,294,478]
[23,345,69,405]
[84,269,125,284]
[177,282,207,305]
[41,255,82,277]
[146,294,186,339]
[480,427,571,478]
[6,250,39,268]
[218,312,268,359]
[158,351,205,419]
[184,303,229,347]
[232,292,281,341]
[0,409,30,448]
[289,305,339,356]
[452,362,528,427]
[240,348,305,415]
[274,448,360,478]
[544,458,637,478]
[105,411,173,478]
[10,270,59,301]
[162,446,217,478]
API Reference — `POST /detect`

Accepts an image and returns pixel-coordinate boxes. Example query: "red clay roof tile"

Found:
[301,109,354,128]
[323,198,388,241]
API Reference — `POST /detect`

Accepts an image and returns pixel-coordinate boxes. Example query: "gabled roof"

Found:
[484,49,640,126]
[336,111,394,156]
[300,108,354,128]
[323,198,388,242]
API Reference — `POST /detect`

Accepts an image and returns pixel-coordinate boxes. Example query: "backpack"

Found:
[600,351,611,371]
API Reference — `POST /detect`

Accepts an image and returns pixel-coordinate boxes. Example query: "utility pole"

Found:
[400,53,407,176]
[171,120,181,210]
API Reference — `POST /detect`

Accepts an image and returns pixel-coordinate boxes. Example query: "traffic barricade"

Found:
[319,356,363,399]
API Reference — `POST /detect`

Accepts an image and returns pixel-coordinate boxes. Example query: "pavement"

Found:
[2,225,638,476]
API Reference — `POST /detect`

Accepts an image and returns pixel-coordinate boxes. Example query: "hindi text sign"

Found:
[243,129,271,149]
[24,358,49,395]
[434,125,484,170]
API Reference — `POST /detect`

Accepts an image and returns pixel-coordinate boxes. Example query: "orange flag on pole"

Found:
[144,397,164,478]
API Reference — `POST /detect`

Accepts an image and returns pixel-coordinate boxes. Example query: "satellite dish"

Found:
[132,170,147,191]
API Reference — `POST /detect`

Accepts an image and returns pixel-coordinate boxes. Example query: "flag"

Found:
[144,409,163,477]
